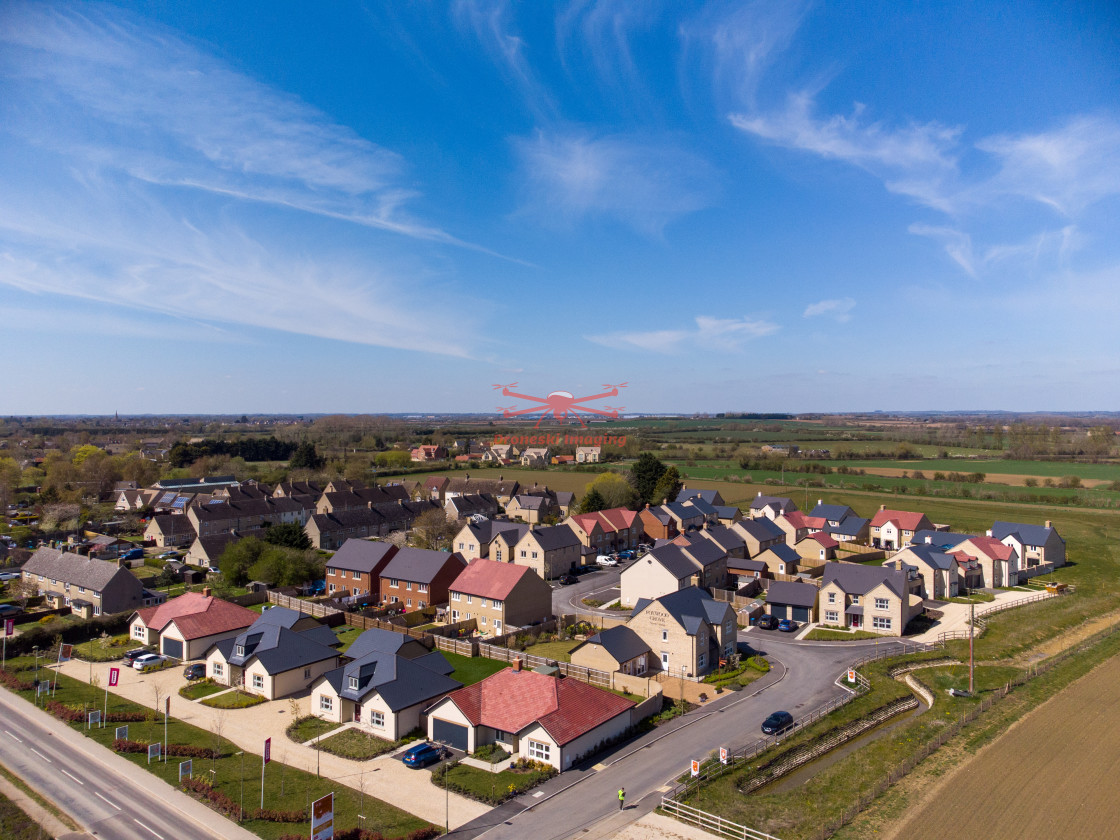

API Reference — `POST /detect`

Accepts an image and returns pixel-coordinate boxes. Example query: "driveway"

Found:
[908,589,1053,643]
[53,659,489,830]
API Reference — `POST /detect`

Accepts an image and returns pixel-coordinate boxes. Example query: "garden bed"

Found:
[179,679,227,701]
[432,758,556,805]
[201,689,266,709]
[286,715,337,744]
[314,728,419,760]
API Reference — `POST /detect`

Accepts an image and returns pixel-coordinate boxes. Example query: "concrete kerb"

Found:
[0,688,259,840]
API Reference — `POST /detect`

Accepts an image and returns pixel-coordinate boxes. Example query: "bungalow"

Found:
[129,590,257,660]
[989,520,1066,570]
[628,586,737,677]
[512,525,583,579]
[448,558,553,634]
[379,548,466,610]
[888,545,960,600]
[551,454,575,465]
[570,625,652,676]
[748,493,799,521]
[620,539,727,607]
[204,610,341,699]
[869,507,934,551]
[425,663,635,770]
[311,630,461,739]
[951,536,1021,589]
[325,539,398,599]
[764,581,819,624]
[818,562,923,636]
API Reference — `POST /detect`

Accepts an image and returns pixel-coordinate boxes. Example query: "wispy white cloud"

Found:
[587,315,778,354]
[803,297,856,322]
[513,131,717,233]
[0,2,487,356]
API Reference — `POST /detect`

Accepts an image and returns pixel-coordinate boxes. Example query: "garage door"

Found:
[792,606,810,623]
[771,604,788,620]
[432,719,469,751]
[162,637,183,659]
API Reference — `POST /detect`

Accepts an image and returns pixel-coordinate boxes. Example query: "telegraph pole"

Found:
[968,601,975,694]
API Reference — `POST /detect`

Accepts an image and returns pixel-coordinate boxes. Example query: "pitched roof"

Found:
[450,558,536,600]
[251,605,308,629]
[328,540,397,573]
[221,622,337,673]
[321,650,461,711]
[809,503,856,522]
[631,586,733,634]
[804,532,839,549]
[675,488,721,505]
[439,668,634,746]
[897,544,956,571]
[758,543,801,564]
[345,628,427,660]
[24,548,134,592]
[734,518,785,543]
[380,548,465,584]
[824,516,869,538]
[135,592,257,640]
[149,514,197,536]
[750,495,797,513]
[870,509,929,530]
[990,521,1063,546]
[638,544,703,580]
[958,536,1015,561]
[728,558,767,573]
[579,625,651,664]
[912,530,975,550]
[783,511,826,530]
[523,524,581,551]
[568,507,639,534]
[766,580,819,608]
[822,561,907,598]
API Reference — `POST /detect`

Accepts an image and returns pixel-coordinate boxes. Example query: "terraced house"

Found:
[23,547,157,616]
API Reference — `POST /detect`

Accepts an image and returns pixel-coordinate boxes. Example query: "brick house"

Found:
[869,507,934,551]
[379,548,466,610]
[325,539,398,598]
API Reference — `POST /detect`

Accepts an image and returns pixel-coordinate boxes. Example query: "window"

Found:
[213,663,223,677]
[406,599,412,607]
[133,625,145,639]
[406,581,412,591]
[304,668,311,679]
[520,550,527,558]
[418,584,428,593]
[451,592,461,601]
[874,597,890,610]
[851,595,860,604]
[466,595,473,604]
[370,710,384,727]
[327,568,335,576]
[494,620,502,632]
[349,676,359,690]
[531,551,538,559]
[458,542,464,550]
[479,616,487,626]
[390,596,398,603]
[480,598,488,608]
[661,630,668,641]
[827,592,836,604]
[93,606,101,616]
[353,570,360,579]
[698,653,706,669]
[492,599,502,608]
[389,578,398,588]
[78,586,85,594]
[494,549,502,561]
[329,583,336,593]
[825,611,839,623]
[419,601,426,608]
[236,645,245,657]
[319,696,333,712]
[872,616,892,630]
[252,674,264,689]
[528,740,550,761]
[661,652,669,666]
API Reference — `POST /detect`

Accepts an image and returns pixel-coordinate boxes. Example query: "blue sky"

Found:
[1,1,1118,414]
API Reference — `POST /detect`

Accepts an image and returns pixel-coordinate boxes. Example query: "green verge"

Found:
[315,728,419,760]
[285,715,337,744]
[0,665,432,840]
[432,760,556,805]
[0,761,81,832]
[179,679,227,700]
[0,789,53,840]
[804,628,883,641]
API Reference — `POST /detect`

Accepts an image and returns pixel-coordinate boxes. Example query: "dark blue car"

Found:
[617,550,636,561]
[402,742,446,768]
[778,619,799,633]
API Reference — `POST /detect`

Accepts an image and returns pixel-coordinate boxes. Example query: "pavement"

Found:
[54,658,490,830]
[0,686,259,840]
[908,589,1052,643]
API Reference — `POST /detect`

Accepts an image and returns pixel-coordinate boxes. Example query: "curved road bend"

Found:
[0,689,257,840]
[458,634,909,840]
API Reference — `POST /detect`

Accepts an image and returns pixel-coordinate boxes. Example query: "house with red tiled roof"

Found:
[869,507,934,551]
[795,531,839,565]
[563,507,643,554]
[447,558,552,635]
[424,662,636,770]
[774,510,824,546]
[951,536,1021,589]
[128,590,258,660]
[410,444,448,462]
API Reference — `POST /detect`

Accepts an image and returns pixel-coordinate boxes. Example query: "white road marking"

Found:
[60,768,84,785]
[95,791,121,810]
[30,748,52,763]
[133,818,164,839]
[4,730,22,743]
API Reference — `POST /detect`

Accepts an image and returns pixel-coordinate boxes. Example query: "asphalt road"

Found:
[550,564,624,616]
[0,691,237,840]
[457,633,910,840]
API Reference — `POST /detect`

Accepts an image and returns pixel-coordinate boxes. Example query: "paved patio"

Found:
[53,659,489,829]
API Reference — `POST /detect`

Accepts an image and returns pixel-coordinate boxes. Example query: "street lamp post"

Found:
[236,751,245,823]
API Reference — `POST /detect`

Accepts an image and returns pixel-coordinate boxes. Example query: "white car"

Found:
[132,653,164,671]
[595,555,618,567]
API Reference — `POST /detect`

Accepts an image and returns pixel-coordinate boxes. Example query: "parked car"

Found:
[755,614,779,631]
[616,550,636,561]
[123,647,153,665]
[401,742,446,768]
[557,574,578,585]
[183,663,206,681]
[132,653,164,671]
[595,555,618,567]
[761,711,794,735]
[778,619,799,633]
[157,551,180,560]
[120,548,145,561]
[637,543,652,553]
[0,571,22,582]
[0,604,22,618]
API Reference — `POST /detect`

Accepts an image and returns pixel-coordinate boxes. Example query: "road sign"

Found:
[312,793,334,840]
[264,737,271,764]
[847,668,856,683]
[148,743,161,764]
[108,667,120,687]
[179,759,192,781]
[690,759,700,777]
[4,618,13,637]
[58,644,73,662]
[115,725,129,741]
[719,747,729,765]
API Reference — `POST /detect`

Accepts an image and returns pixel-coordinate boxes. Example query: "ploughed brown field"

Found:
[895,652,1120,840]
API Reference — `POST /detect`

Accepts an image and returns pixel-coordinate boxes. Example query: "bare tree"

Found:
[211,711,228,772]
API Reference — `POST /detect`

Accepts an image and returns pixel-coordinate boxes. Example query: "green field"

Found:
[816,458,1120,481]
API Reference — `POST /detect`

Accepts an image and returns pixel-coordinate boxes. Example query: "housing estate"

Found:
[627,586,737,677]
[818,562,923,637]
[447,558,553,635]
[869,507,935,551]
[22,547,158,616]
[379,548,466,610]
[129,590,257,660]
[325,539,398,598]
[989,520,1066,570]
[620,538,727,607]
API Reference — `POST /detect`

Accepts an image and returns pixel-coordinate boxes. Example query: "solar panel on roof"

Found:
[172,498,187,509]
[159,493,177,504]
[208,499,224,504]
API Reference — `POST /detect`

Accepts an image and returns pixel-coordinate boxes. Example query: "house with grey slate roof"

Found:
[765,580,819,623]
[22,548,160,617]
[628,586,736,678]
[989,520,1065,569]
[379,548,466,610]
[512,524,582,579]
[818,562,923,636]
[570,625,653,676]
[620,538,728,606]
[888,544,960,599]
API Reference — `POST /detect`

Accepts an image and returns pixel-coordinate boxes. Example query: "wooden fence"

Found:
[433,636,477,657]
[660,798,782,840]
[267,590,342,618]
[476,643,612,688]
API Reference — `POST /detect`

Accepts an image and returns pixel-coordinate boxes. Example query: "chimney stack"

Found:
[880,504,887,511]
[818,499,823,507]
[1045,520,1053,529]
[202,587,212,597]
[512,657,522,672]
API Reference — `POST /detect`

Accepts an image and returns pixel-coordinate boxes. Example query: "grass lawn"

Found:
[179,680,227,701]
[0,790,52,840]
[74,632,144,662]
[949,592,996,604]
[805,628,884,641]
[433,760,555,805]
[442,651,507,685]
[315,728,412,760]
[200,689,266,709]
[332,624,363,653]
[285,715,337,744]
[0,666,432,840]
[522,640,579,663]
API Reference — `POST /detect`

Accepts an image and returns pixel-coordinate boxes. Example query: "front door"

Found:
[354,704,361,723]
[850,614,861,628]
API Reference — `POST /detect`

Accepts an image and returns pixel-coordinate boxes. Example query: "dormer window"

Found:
[349,676,359,690]
[236,645,245,657]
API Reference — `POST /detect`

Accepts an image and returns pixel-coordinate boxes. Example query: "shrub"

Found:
[0,668,34,691]
[1024,478,1039,487]
[38,615,57,625]
[747,655,771,672]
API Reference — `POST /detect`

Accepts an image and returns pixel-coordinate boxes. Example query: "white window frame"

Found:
[370,710,384,728]
[319,695,333,712]
[825,611,839,623]
[828,592,836,603]
[349,676,359,690]
[213,663,223,677]
[874,597,890,610]
[251,674,264,690]
[451,592,461,601]
[527,740,550,761]
[872,616,892,630]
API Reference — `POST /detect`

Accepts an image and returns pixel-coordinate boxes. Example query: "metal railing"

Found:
[660,798,782,840]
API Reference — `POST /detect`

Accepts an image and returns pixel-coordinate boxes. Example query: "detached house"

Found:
[129,590,257,660]
[888,545,960,600]
[951,536,1021,589]
[620,539,727,607]
[448,559,553,635]
[575,446,601,463]
[325,540,398,598]
[731,518,786,558]
[519,447,550,467]
[748,493,799,520]
[628,586,737,678]
[512,525,582,579]
[675,487,726,507]
[379,548,466,610]
[869,507,934,551]
[989,520,1066,571]
[425,663,635,771]
[818,562,923,636]
[505,494,559,524]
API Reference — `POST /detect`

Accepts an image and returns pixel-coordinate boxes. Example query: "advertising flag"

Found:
[690,759,700,777]
[264,737,271,764]
[4,618,13,637]
[58,644,73,662]
[108,667,120,687]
